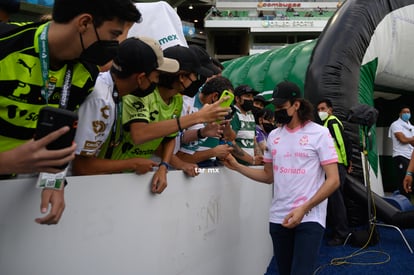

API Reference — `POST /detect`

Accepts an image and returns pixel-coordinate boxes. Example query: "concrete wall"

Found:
[0,168,273,275]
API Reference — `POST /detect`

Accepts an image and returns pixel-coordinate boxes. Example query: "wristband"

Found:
[176,117,183,132]
[407,171,413,177]
[197,128,204,139]
[159,161,170,170]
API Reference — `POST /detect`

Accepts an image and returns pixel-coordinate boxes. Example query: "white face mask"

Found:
[318,111,329,121]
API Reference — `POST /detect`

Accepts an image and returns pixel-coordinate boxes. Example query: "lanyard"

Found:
[38,23,73,108]
[104,84,124,159]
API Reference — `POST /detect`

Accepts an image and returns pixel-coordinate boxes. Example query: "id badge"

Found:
[36,168,67,190]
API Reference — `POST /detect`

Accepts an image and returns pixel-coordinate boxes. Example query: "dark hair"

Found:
[0,0,20,14]
[291,98,314,123]
[52,0,141,27]
[399,104,411,112]
[158,72,184,89]
[201,76,233,96]
[254,108,274,124]
[317,98,333,108]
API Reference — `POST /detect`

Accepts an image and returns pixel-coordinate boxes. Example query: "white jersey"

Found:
[388,117,414,159]
[74,72,116,157]
[263,121,338,228]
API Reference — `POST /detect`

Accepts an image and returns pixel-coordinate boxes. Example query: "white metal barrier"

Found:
[0,168,273,275]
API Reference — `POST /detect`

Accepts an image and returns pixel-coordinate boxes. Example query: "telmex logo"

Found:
[158,34,179,46]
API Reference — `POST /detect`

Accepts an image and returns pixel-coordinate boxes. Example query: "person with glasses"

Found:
[108,45,231,194]
[71,37,179,177]
[0,0,141,225]
[223,81,339,275]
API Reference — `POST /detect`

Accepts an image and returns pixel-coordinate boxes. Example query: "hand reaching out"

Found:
[214,144,233,160]
[222,154,241,171]
[198,98,231,123]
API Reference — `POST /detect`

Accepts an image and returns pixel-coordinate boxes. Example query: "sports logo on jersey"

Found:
[6,105,27,119]
[149,110,159,121]
[92,120,106,134]
[132,101,145,112]
[17,59,35,77]
[100,105,110,119]
[299,135,309,146]
[83,140,101,150]
[5,105,38,122]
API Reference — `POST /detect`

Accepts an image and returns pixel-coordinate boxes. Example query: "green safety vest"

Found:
[324,115,348,166]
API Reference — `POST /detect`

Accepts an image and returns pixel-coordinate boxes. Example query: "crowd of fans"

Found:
[1,0,344,273]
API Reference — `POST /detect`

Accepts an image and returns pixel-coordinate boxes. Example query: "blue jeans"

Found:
[269,222,324,275]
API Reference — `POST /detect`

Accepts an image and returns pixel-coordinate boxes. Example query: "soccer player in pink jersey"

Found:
[223,81,339,275]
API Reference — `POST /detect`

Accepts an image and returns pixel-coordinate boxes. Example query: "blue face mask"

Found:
[402,113,411,122]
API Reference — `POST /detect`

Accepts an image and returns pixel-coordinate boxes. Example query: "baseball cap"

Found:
[189,45,221,77]
[111,37,179,77]
[163,45,211,77]
[253,95,271,106]
[234,85,259,97]
[272,81,301,106]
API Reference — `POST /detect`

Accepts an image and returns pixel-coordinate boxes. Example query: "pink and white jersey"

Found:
[263,121,338,227]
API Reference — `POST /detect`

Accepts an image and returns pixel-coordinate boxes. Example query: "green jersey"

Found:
[110,87,183,160]
[0,22,98,153]
[230,106,256,164]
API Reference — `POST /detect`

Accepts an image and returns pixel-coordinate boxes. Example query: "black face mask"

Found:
[131,82,156,98]
[182,79,204,97]
[241,99,253,112]
[79,26,119,66]
[274,108,293,125]
[262,123,275,134]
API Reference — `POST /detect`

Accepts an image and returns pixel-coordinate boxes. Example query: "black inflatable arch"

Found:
[305,0,414,226]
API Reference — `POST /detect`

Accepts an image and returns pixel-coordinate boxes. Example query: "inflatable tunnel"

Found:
[347,175,414,229]
[222,0,414,227]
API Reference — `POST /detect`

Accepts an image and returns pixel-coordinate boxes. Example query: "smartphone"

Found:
[219,90,234,108]
[217,90,234,123]
[34,106,78,168]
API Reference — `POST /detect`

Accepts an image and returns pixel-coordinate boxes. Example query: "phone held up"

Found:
[34,106,78,169]
[217,89,235,123]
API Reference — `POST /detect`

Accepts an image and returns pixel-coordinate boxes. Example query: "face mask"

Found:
[131,82,156,98]
[182,79,203,97]
[79,26,119,66]
[241,99,253,112]
[262,123,275,134]
[318,111,329,121]
[274,108,293,125]
[402,113,411,122]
